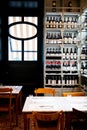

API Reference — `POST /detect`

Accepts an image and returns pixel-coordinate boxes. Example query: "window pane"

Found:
[24,38,37,51]
[8,38,22,61]
[24,52,37,61]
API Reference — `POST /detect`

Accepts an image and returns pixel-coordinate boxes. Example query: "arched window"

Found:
[8,16,38,61]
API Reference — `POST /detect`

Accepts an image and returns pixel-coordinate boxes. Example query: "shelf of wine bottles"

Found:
[80,37,87,60]
[81,61,87,74]
[44,12,80,88]
[46,47,61,56]
[46,60,78,73]
[45,75,78,87]
[81,75,87,93]
[46,32,78,44]
[45,14,79,29]
[81,11,87,29]
[80,10,87,77]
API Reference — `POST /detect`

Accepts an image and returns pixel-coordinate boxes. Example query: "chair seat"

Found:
[34,88,56,96]
[62,92,85,96]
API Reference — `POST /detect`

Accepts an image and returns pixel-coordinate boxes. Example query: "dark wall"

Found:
[0,0,44,100]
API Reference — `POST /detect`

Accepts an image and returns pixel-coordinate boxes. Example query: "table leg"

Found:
[24,114,28,130]
[16,95,18,126]
[19,91,22,113]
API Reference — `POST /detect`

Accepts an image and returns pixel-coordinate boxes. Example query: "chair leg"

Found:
[9,110,12,130]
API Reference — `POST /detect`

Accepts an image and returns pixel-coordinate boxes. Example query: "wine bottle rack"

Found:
[44,0,84,95]
[80,9,87,75]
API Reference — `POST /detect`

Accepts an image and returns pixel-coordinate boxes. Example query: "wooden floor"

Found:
[0,112,35,130]
[0,113,24,130]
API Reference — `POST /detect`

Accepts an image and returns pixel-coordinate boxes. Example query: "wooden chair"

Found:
[70,108,87,130]
[0,87,16,130]
[62,92,85,97]
[34,88,56,96]
[62,91,85,130]
[32,111,64,130]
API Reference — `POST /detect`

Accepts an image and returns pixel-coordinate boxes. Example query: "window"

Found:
[8,16,38,61]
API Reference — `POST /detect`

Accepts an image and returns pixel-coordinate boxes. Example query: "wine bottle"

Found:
[71,17,74,28]
[68,1,72,12]
[74,18,77,28]
[53,33,56,44]
[63,61,66,73]
[81,62,84,74]
[46,75,48,84]
[67,17,71,29]
[59,16,62,28]
[69,76,72,85]
[83,62,87,74]
[63,17,67,28]
[62,76,65,85]
[70,48,73,60]
[63,48,65,60]
[58,76,61,85]
[68,33,72,44]
[53,16,56,28]
[52,0,56,12]
[49,16,53,28]
[66,48,69,60]
[66,76,69,85]
[52,76,56,85]
[64,33,68,44]
[74,76,78,85]
[55,17,59,28]
[74,48,77,60]
[73,33,77,44]
[46,16,49,28]
[72,76,75,85]
[48,75,51,85]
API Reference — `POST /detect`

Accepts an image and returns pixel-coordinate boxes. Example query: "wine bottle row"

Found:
[62,48,77,60]
[81,61,87,74]
[46,60,78,73]
[46,16,78,29]
[46,47,77,60]
[81,43,87,59]
[46,32,77,44]
[63,61,77,73]
[46,61,61,70]
[81,45,87,55]
[46,75,78,85]
[46,47,61,56]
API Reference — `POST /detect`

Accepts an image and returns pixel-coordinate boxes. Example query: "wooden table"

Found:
[0,85,23,126]
[22,96,87,130]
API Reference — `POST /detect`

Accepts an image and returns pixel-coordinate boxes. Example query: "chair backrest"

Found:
[0,87,13,109]
[72,108,87,118]
[34,88,56,96]
[62,92,85,97]
[70,108,87,130]
[33,111,64,130]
